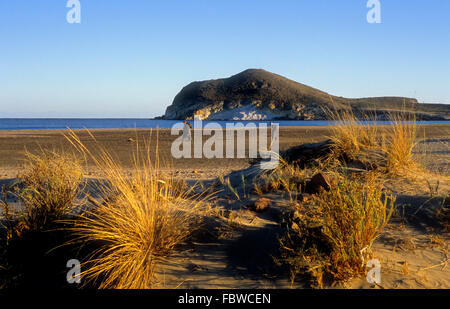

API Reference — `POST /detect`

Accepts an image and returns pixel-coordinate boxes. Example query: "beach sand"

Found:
[0,125,448,177]
[0,124,449,289]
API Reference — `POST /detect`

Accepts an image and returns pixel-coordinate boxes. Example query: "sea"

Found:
[0,118,449,131]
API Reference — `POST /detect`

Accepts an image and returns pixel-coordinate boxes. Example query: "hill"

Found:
[163,69,450,120]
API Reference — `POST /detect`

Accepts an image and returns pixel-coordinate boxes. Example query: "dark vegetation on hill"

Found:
[163,69,450,120]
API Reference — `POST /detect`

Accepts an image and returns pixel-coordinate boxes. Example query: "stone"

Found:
[281,140,334,168]
[307,173,331,194]
[295,193,312,203]
[251,198,271,212]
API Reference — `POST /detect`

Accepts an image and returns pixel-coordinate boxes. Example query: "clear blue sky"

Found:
[0,0,449,118]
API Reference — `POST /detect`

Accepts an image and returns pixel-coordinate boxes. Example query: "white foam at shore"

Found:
[207,105,278,120]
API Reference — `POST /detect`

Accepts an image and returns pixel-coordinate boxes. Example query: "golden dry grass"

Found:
[1,150,83,234]
[435,193,450,232]
[324,101,419,176]
[64,130,212,289]
[0,151,84,287]
[383,111,418,175]
[278,171,396,288]
[326,107,381,159]
[255,157,308,194]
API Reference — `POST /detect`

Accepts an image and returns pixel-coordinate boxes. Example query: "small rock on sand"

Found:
[307,173,331,194]
[251,198,271,212]
[296,193,310,203]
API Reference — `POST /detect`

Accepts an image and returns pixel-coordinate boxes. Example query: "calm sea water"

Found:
[0,118,449,131]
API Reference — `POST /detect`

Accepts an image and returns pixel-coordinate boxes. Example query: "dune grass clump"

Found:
[383,111,417,175]
[1,150,83,235]
[0,151,84,287]
[436,194,450,232]
[326,107,381,160]
[18,151,84,231]
[278,172,396,288]
[65,130,210,289]
[255,157,308,196]
[325,102,418,175]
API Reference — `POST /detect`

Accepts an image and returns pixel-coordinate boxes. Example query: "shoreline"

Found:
[0,122,449,131]
[0,120,449,132]
[0,125,448,179]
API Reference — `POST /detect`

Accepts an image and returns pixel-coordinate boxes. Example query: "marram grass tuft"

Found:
[65,129,212,289]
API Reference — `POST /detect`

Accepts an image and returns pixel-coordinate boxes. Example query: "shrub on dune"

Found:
[278,172,396,288]
[0,151,83,287]
[1,150,83,235]
[18,151,84,231]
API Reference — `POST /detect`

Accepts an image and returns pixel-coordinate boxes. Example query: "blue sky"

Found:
[0,0,449,118]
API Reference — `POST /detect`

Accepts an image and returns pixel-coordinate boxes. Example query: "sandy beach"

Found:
[1,125,449,289]
[0,124,449,178]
